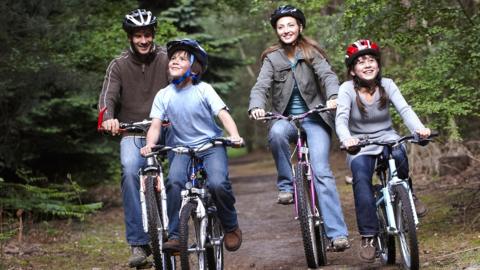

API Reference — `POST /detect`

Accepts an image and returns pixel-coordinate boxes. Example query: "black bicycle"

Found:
[164,137,243,270]
[341,133,437,270]
[255,104,334,268]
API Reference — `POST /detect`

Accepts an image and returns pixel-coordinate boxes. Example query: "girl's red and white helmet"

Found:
[345,39,380,67]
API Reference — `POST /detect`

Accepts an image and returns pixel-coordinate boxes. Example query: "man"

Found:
[97,9,169,268]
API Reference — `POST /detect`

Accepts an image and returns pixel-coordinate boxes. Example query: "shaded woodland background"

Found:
[0,0,479,242]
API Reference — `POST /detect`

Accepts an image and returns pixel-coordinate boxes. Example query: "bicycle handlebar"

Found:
[255,104,334,122]
[340,132,439,154]
[144,137,245,158]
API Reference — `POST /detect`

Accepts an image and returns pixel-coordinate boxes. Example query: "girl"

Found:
[335,39,430,262]
[248,5,349,251]
[141,39,244,252]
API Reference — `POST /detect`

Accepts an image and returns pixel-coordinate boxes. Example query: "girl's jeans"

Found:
[268,115,348,240]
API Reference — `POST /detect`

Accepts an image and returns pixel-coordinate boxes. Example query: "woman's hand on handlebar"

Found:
[102,119,121,135]
[249,108,265,120]
[326,99,337,109]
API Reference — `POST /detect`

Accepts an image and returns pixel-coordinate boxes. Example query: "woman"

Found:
[335,39,430,262]
[248,5,349,251]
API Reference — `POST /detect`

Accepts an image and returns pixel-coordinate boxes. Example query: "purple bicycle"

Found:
[256,104,334,268]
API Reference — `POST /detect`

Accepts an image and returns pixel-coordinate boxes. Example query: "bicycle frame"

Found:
[376,144,419,235]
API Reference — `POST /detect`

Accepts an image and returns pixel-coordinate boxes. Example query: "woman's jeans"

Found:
[120,136,149,246]
[350,145,409,236]
[166,146,238,239]
[268,115,348,239]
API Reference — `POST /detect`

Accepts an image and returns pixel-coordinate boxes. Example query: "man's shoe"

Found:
[128,245,150,268]
[224,227,242,252]
[331,236,350,252]
[413,194,428,217]
[359,237,376,263]
[277,191,294,205]
[163,239,180,251]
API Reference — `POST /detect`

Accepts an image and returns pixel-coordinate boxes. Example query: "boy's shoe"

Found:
[128,245,150,268]
[331,236,350,251]
[224,227,242,251]
[413,194,428,217]
[162,239,180,251]
[277,191,294,205]
[359,237,376,263]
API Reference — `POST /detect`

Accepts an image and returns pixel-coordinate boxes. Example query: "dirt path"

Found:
[223,150,399,270]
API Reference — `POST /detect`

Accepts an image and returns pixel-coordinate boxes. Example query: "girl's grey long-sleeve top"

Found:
[335,78,425,167]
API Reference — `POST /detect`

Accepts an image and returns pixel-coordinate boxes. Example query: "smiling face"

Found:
[168,50,191,78]
[351,55,380,81]
[129,27,154,55]
[275,16,302,45]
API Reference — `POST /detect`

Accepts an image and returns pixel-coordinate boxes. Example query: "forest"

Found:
[1,0,479,267]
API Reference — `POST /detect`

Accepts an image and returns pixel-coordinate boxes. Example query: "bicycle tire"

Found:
[179,201,208,270]
[295,164,326,268]
[375,186,396,265]
[206,211,224,270]
[145,175,166,270]
[393,185,419,270]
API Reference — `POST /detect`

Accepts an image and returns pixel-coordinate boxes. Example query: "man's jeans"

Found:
[166,146,238,239]
[350,145,409,236]
[268,115,348,240]
[120,136,149,245]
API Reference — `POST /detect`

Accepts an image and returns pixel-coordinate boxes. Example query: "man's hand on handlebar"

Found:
[102,119,121,135]
[249,108,265,120]
[226,135,245,147]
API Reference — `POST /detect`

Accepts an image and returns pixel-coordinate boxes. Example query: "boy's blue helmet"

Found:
[167,39,208,73]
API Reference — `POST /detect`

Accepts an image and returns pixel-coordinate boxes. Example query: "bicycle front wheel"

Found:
[375,185,396,265]
[295,164,327,268]
[179,201,208,270]
[206,210,224,270]
[144,175,169,270]
[393,185,419,270]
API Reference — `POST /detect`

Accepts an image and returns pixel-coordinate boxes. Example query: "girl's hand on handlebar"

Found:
[249,108,265,120]
[415,128,431,139]
[343,137,360,148]
[102,119,120,135]
[326,99,337,109]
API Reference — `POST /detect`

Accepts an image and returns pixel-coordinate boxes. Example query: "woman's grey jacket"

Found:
[248,48,339,130]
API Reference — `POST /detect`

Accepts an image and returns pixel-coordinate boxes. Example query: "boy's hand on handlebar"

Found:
[249,108,265,120]
[140,143,155,156]
[326,99,337,109]
[102,119,120,135]
[415,128,431,139]
[227,136,244,147]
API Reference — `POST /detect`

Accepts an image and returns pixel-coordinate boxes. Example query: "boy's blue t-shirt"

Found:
[150,82,226,147]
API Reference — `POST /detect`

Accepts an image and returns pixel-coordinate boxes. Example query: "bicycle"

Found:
[97,109,175,270]
[166,137,243,270]
[341,133,437,270]
[255,104,334,268]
